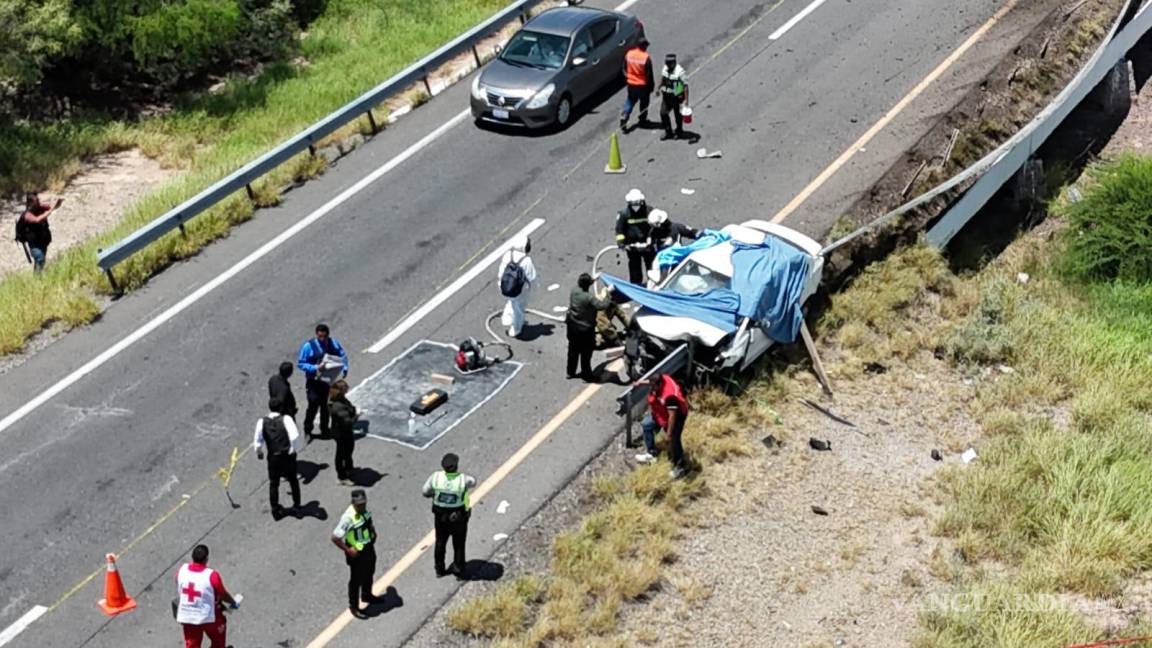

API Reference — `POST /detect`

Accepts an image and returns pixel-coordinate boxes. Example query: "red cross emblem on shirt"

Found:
[181,582,202,603]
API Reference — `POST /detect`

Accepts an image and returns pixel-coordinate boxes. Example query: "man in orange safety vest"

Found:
[620,39,654,132]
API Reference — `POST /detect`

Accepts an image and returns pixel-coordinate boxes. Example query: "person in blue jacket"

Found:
[297,323,349,441]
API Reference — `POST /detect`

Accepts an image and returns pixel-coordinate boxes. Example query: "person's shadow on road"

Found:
[294,500,328,521]
[458,560,505,582]
[363,586,403,617]
[296,460,328,484]
[518,322,555,342]
[352,466,385,488]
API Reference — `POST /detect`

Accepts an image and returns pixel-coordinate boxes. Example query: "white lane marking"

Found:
[0,109,471,438]
[0,606,48,646]
[769,0,828,40]
[364,218,546,354]
[616,0,643,10]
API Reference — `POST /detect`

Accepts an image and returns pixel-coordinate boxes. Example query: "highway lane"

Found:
[0,0,1029,644]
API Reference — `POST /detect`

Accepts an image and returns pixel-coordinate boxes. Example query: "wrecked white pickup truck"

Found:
[599,219,826,382]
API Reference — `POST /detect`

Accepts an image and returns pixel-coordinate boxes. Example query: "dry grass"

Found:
[812,215,1152,645]
[819,243,974,371]
[446,377,775,645]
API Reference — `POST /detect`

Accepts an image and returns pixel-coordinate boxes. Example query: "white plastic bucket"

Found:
[680,105,693,124]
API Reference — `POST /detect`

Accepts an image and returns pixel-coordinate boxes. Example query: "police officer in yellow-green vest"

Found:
[331,489,378,619]
[422,453,477,578]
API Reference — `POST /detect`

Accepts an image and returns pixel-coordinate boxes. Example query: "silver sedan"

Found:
[470,6,645,130]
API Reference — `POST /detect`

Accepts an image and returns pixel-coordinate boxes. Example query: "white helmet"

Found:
[624,188,645,203]
[647,209,669,227]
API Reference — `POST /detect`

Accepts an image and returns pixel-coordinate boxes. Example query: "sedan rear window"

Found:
[501,30,571,71]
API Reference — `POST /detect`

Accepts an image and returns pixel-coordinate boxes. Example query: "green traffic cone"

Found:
[604,132,626,174]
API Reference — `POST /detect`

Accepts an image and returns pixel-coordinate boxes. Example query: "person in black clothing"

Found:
[267,362,298,418]
[253,400,303,519]
[18,193,62,272]
[648,209,699,252]
[614,188,654,285]
[328,379,359,486]
[566,273,614,381]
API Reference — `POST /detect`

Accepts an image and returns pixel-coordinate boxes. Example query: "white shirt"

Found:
[252,412,302,455]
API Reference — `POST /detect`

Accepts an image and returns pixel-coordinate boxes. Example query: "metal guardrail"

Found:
[927,0,1147,246]
[96,0,556,282]
[820,0,1138,257]
[615,343,689,447]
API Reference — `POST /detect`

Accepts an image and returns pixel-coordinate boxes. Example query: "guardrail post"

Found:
[422,76,433,96]
[472,44,483,68]
[178,223,187,236]
[366,110,379,134]
[518,10,527,24]
[104,268,121,294]
[308,144,317,157]
[245,184,256,201]
[624,401,634,449]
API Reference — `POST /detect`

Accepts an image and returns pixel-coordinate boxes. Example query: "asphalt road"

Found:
[0,0,1038,645]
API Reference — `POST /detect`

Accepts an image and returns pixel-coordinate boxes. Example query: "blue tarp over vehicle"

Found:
[654,229,731,270]
[602,236,811,344]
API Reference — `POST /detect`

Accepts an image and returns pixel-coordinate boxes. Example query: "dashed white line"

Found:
[364,218,546,354]
[0,109,471,439]
[769,0,828,40]
[0,606,48,647]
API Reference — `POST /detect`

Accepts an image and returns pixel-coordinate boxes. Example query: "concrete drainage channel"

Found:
[818,0,1138,293]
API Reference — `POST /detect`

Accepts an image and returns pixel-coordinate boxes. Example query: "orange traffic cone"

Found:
[97,554,137,616]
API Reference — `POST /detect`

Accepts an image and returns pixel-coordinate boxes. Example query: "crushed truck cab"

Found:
[605,220,824,377]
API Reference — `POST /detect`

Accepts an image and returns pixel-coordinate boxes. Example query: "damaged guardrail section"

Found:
[95,0,554,286]
[821,0,1143,257]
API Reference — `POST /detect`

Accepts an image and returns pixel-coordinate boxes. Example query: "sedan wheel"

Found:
[555,95,572,127]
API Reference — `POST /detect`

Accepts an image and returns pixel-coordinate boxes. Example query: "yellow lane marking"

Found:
[305,383,602,648]
[770,0,1023,224]
[49,446,253,610]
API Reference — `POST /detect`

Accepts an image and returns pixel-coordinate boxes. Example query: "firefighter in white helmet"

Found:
[614,189,655,285]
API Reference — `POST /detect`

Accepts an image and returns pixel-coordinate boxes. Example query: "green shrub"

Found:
[1057,154,1152,283]
[944,277,1015,366]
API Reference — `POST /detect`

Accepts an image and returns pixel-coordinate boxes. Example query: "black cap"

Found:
[665,53,677,63]
[350,489,367,504]
[441,453,459,472]
[268,397,281,412]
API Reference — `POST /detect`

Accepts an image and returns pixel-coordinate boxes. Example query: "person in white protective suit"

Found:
[498,234,537,339]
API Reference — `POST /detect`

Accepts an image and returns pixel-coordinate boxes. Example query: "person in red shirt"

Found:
[175,545,238,648]
[634,372,690,478]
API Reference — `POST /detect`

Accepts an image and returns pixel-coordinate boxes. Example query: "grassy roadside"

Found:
[821,156,1152,644]
[441,154,1152,647]
[0,0,522,355]
[444,384,786,645]
[913,156,1152,646]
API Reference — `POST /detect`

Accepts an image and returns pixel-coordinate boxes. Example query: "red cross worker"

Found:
[175,545,238,648]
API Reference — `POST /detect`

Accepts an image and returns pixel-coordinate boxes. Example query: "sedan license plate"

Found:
[492,108,510,120]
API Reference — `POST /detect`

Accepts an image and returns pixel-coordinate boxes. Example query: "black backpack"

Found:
[14,213,29,244]
[500,258,527,298]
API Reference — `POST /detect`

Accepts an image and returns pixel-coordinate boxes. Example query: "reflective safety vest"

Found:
[176,564,217,625]
[429,471,470,510]
[342,507,375,551]
[661,64,687,98]
[625,48,650,87]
